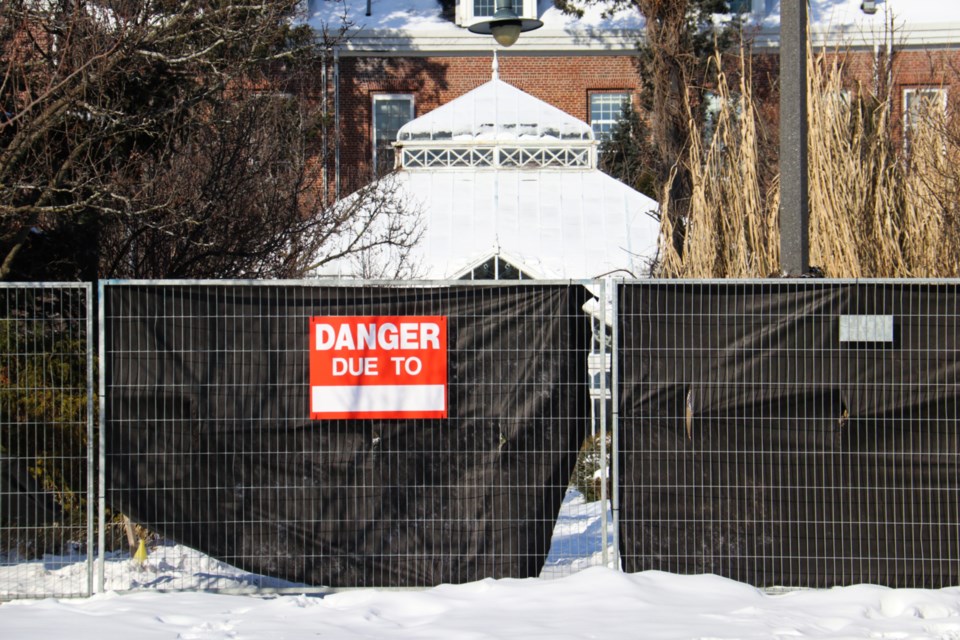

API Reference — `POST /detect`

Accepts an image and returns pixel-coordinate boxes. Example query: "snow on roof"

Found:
[305,0,960,49]
[795,0,946,30]
[318,167,660,280]
[397,77,593,143]
[304,0,642,33]
[394,168,660,280]
[756,0,959,47]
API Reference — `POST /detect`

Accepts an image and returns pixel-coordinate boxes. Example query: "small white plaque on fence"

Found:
[839,315,894,343]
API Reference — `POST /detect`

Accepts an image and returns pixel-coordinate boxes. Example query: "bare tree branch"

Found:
[1,0,419,281]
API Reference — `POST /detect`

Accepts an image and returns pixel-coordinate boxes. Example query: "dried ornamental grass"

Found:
[658,49,778,278]
[656,39,960,278]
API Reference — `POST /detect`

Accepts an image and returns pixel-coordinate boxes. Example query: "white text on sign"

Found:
[314,321,441,352]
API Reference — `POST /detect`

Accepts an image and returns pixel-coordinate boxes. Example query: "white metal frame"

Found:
[903,86,947,132]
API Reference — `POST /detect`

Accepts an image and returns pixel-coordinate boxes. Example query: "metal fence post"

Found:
[598,279,609,568]
[85,282,95,596]
[97,280,107,594]
[610,279,621,570]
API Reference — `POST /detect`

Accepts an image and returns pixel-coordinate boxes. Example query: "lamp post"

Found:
[779,1,877,275]
[779,0,809,276]
[468,0,543,47]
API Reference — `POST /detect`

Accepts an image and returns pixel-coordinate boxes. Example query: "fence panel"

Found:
[99,280,600,591]
[617,280,960,589]
[0,283,94,599]
[6,277,960,597]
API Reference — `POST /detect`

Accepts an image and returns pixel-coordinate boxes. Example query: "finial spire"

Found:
[492,49,499,81]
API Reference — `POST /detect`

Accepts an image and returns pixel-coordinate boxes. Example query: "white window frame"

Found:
[457,0,538,28]
[372,94,414,173]
[589,92,631,142]
[903,87,947,135]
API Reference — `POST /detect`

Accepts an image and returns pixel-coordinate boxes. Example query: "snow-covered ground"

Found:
[0,490,611,599]
[4,490,960,639]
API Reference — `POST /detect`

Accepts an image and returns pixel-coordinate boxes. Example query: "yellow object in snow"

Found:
[133,539,148,564]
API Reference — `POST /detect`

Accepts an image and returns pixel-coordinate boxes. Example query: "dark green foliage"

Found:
[633,0,745,98]
[0,289,89,557]
[551,0,585,18]
[599,104,659,201]
[437,0,456,19]
[571,433,611,503]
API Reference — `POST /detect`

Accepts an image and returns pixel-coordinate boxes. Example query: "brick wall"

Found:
[888,49,960,131]
[330,46,960,195]
[819,47,960,138]
[826,48,960,90]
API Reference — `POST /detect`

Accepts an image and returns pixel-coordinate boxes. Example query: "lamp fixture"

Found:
[860,0,877,15]
[468,0,543,47]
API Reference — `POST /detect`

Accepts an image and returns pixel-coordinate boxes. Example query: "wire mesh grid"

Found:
[0,283,94,599]
[617,280,960,589]
[10,277,956,597]
[99,280,610,592]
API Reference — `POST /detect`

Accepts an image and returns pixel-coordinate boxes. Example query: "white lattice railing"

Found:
[499,147,590,168]
[400,145,592,169]
[402,147,495,168]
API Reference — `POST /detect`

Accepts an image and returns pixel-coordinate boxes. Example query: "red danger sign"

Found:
[309,316,448,419]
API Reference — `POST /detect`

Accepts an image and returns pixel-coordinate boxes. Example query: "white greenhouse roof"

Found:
[316,75,661,280]
[397,77,593,143]
[320,168,660,280]
[402,168,658,279]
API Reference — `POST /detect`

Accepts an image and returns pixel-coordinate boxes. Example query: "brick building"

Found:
[305,0,960,198]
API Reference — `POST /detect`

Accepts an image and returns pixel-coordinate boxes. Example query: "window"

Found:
[473,0,521,17]
[402,147,495,169]
[372,94,414,175]
[589,92,631,141]
[459,0,537,27]
[498,147,590,168]
[903,88,947,154]
[400,146,590,170]
[903,87,947,136]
